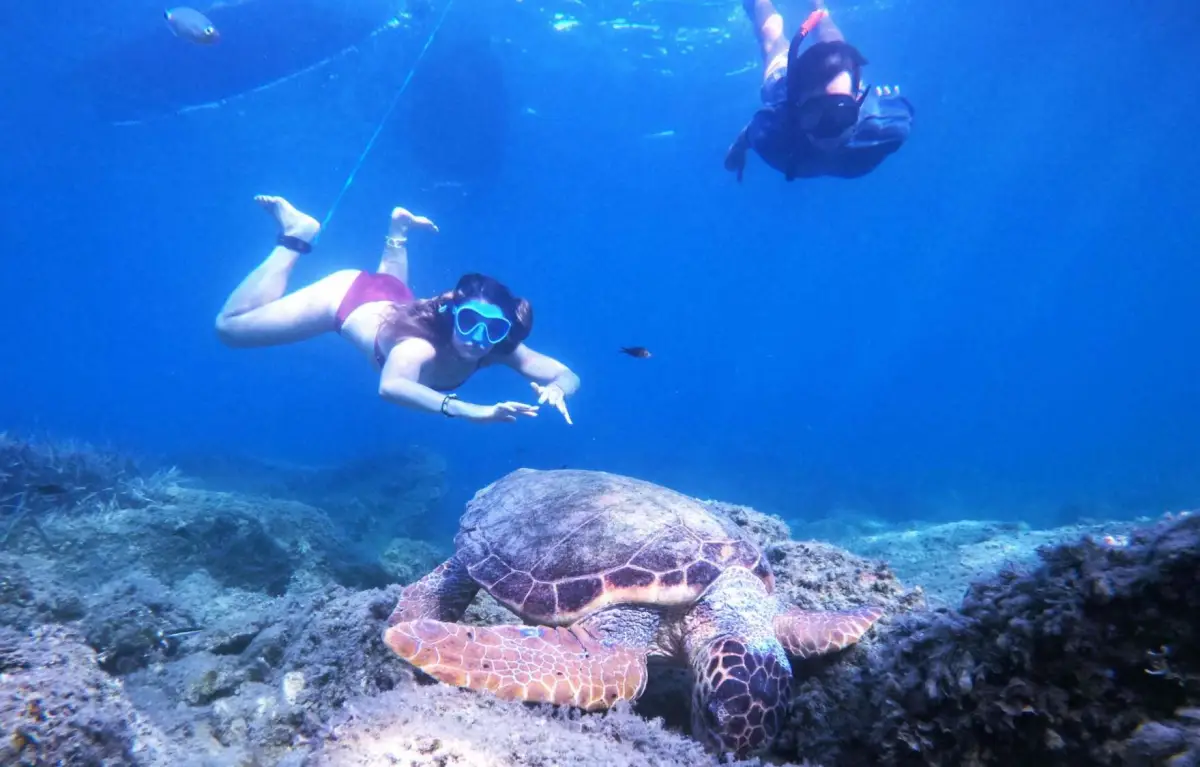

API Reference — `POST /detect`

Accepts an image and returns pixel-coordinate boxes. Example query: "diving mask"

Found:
[453,300,512,345]
[794,91,864,140]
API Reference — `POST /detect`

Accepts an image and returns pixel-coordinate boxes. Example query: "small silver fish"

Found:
[165,7,220,44]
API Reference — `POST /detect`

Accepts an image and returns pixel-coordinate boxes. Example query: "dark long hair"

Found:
[377,273,533,358]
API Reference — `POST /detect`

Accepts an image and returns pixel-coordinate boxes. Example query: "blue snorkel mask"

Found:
[448,300,512,346]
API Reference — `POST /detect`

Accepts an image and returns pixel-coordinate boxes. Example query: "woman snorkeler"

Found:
[216,196,579,424]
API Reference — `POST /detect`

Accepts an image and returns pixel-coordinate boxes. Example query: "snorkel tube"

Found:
[786,8,831,98]
[785,9,869,105]
[780,9,871,179]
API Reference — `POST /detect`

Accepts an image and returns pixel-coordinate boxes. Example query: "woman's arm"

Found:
[493,344,580,424]
[379,338,537,423]
[496,344,580,395]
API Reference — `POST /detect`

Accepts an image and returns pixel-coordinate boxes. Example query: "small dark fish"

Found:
[33,483,67,495]
[620,346,652,359]
[165,7,220,44]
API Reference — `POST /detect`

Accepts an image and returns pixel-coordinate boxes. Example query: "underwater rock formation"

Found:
[0,625,165,765]
[1124,709,1200,766]
[0,432,152,544]
[793,513,1144,607]
[0,436,800,765]
[782,511,1200,766]
[2,433,1196,766]
[174,446,447,544]
[706,499,926,616]
[315,684,768,767]
[379,536,449,585]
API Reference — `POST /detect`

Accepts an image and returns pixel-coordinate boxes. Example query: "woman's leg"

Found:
[215,196,352,348]
[376,208,412,284]
[812,3,845,44]
[376,206,439,284]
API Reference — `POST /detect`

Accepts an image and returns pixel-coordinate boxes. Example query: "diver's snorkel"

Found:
[797,8,828,50]
[781,9,870,178]
[785,11,868,107]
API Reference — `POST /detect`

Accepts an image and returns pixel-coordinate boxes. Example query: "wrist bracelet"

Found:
[441,393,458,417]
[385,235,407,248]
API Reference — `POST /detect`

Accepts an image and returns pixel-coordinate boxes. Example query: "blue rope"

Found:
[317,1,455,238]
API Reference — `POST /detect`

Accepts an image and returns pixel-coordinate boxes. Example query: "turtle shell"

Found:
[455,468,773,625]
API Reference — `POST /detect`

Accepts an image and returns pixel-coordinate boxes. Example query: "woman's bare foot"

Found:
[388,207,439,239]
[255,195,321,243]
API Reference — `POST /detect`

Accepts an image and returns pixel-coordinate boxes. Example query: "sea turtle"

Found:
[383,469,884,757]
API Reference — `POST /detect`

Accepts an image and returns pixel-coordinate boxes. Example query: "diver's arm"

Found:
[724,127,751,181]
[839,90,913,173]
[379,338,532,422]
[496,344,580,396]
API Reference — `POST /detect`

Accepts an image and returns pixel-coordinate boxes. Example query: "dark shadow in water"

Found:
[395,27,510,187]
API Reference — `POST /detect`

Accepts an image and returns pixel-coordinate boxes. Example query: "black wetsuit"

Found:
[742,79,914,180]
[729,9,914,182]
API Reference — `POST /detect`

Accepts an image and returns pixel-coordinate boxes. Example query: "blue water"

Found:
[2,0,1198,535]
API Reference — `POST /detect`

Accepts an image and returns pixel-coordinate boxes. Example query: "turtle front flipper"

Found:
[387,556,480,624]
[383,619,649,710]
[773,604,885,658]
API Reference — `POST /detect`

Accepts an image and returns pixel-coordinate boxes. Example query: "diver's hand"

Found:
[874,85,901,98]
[389,207,439,239]
[472,401,539,423]
[531,382,573,425]
[724,143,747,182]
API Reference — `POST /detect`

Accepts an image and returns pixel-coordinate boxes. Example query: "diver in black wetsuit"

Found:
[724,0,914,182]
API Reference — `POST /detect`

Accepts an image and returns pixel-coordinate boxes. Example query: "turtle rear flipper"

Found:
[383,618,648,709]
[773,605,885,658]
[387,556,479,624]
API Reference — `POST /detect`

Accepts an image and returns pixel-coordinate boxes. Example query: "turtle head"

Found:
[692,634,793,756]
[684,567,793,757]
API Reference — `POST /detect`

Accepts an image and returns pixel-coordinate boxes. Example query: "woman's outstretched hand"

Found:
[477,401,539,423]
[531,382,573,425]
[389,207,439,238]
